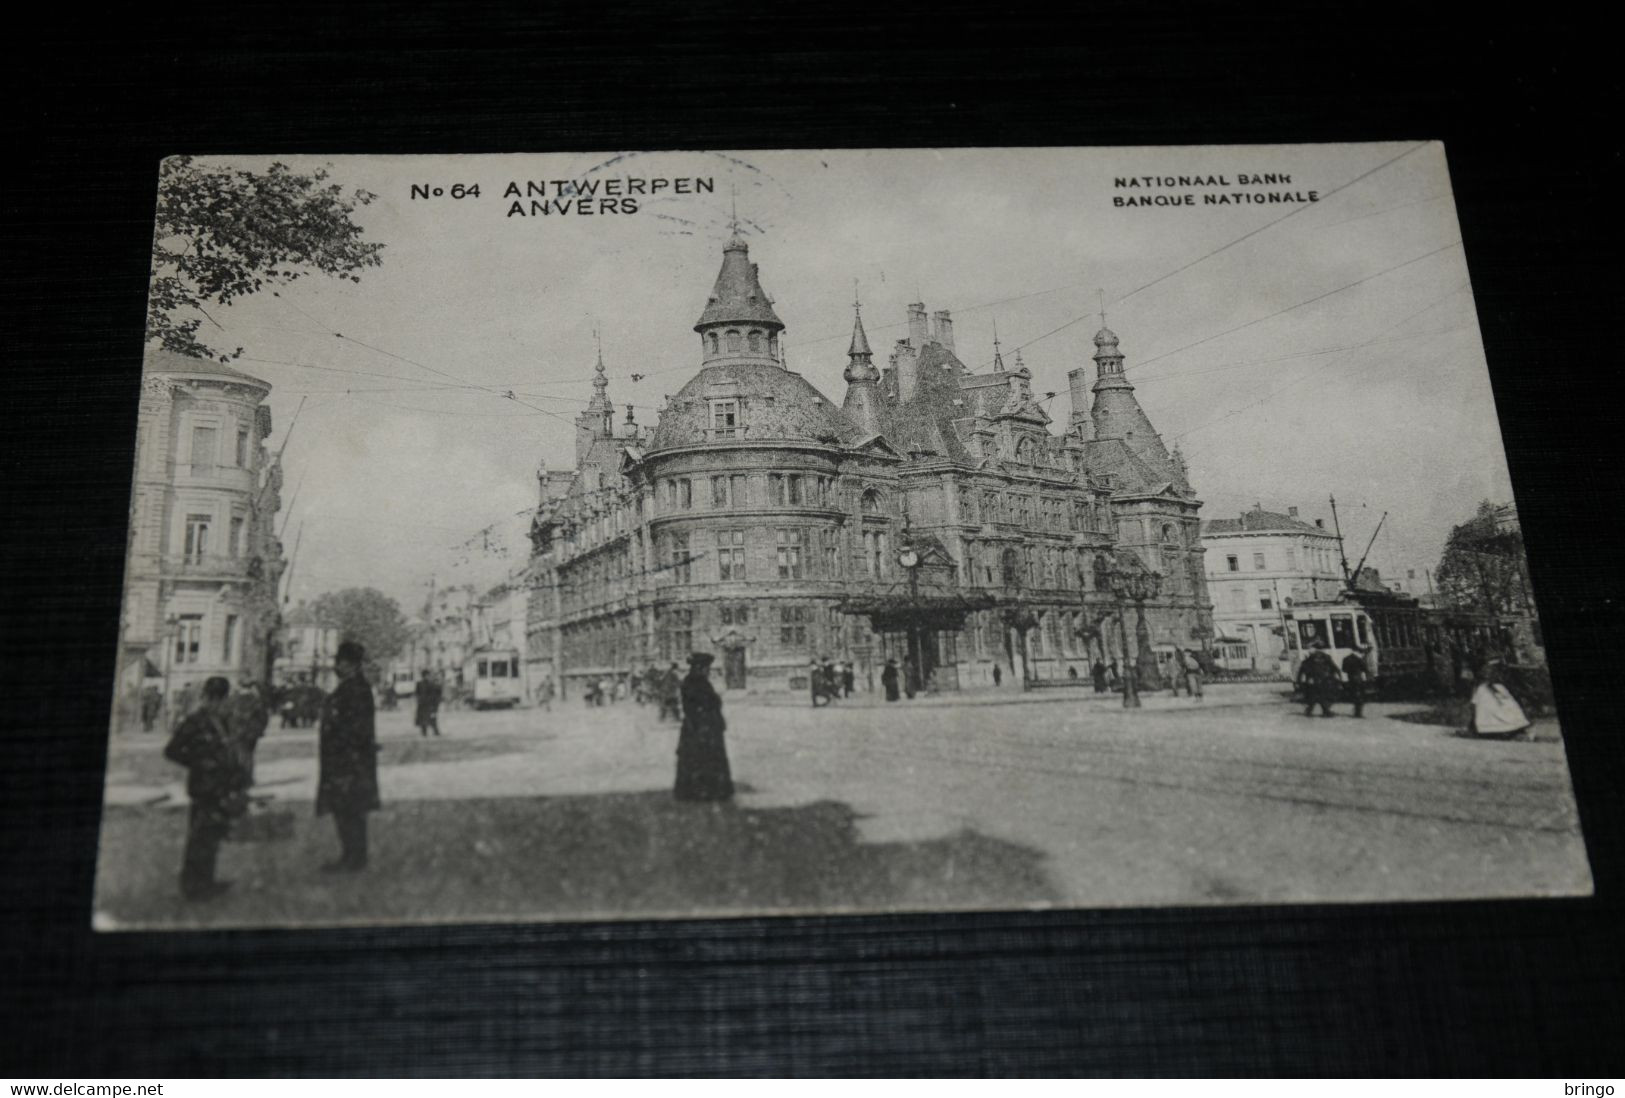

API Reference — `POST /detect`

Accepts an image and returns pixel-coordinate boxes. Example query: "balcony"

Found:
[161,554,263,581]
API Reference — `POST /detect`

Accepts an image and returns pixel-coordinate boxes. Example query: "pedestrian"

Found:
[163,676,247,901]
[822,660,839,701]
[1468,660,1533,738]
[659,662,682,721]
[841,662,855,698]
[903,656,917,700]
[809,660,826,707]
[225,676,270,786]
[1184,648,1205,701]
[674,652,733,802]
[992,662,1002,688]
[140,683,162,733]
[881,658,901,702]
[413,670,442,737]
[1341,645,1371,718]
[1108,660,1121,690]
[1091,658,1108,694]
[1296,640,1342,718]
[1067,665,1079,681]
[316,640,380,873]
[1170,648,1189,697]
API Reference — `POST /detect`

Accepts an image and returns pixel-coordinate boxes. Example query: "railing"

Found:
[161,554,260,579]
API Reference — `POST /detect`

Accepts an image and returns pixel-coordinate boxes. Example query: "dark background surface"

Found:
[4,2,1622,1076]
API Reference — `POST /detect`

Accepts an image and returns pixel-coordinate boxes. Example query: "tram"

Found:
[1282,588,1427,695]
[465,646,523,709]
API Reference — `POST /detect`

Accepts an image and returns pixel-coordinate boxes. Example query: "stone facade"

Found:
[117,349,285,722]
[1201,505,1345,671]
[527,233,1212,695]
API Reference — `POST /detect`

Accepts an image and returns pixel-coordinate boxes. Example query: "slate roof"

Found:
[1202,508,1329,536]
[693,240,785,330]
[144,347,271,389]
[649,362,861,450]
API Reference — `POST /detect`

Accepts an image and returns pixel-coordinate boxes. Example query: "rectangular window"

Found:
[189,426,217,475]
[679,479,692,509]
[1229,587,1247,610]
[1259,587,1274,611]
[776,528,803,579]
[1226,554,1239,572]
[664,479,677,509]
[710,399,740,437]
[731,474,748,506]
[787,474,803,505]
[717,529,746,581]
[175,613,204,664]
[780,606,807,647]
[1285,545,1297,568]
[666,532,692,583]
[712,476,728,507]
[769,474,785,505]
[1331,614,1356,650]
[235,426,250,468]
[222,614,238,662]
[1253,552,1267,570]
[229,515,245,557]
[1356,616,1370,646]
[184,513,211,562]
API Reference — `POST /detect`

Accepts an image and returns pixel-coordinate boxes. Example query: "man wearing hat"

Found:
[317,639,380,872]
[1341,644,1372,718]
[1295,639,1343,718]
[674,652,732,802]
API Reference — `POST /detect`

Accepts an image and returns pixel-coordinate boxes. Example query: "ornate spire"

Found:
[586,334,612,414]
[991,318,1006,372]
[844,294,877,381]
[694,221,785,368]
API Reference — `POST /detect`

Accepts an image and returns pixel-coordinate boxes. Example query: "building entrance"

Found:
[723,647,747,690]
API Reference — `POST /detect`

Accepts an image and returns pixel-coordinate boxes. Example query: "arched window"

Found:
[1162,523,1178,544]
[1001,548,1021,588]
[725,330,742,352]
[747,330,762,352]
[1092,555,1111,592]
[707,332,719,354]
[1016,437,1037,463]
[861,489,883,515]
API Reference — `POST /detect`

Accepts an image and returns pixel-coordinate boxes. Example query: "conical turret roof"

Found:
[694,238,785,331]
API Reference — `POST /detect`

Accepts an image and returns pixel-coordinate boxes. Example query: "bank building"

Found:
[526,229,1212,696]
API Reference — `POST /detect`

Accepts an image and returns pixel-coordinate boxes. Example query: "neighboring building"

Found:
[272,613,341,690]
[421,582,475,684]
[527,231,1211,694]
[1202,504,1344,671]
[117,350,286,724]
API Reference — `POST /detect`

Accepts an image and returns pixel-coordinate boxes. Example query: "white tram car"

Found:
[464,647,523,709]
[1282,589,1427,695]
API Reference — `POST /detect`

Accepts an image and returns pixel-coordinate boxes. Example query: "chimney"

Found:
[907,302,929,349]
[1287,506,1298,518]
[932,310,955,351]
[892,340,920,403]
[1067,366,1094,439]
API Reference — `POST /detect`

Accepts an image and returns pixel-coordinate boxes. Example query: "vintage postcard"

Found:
[96,143,1592,929]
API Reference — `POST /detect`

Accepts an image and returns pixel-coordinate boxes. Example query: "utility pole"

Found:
[1329,495,1353,590]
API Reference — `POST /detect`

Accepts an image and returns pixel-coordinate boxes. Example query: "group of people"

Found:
[162,640,380,902]
[809,659,856,706]
[1293,640,1374,718]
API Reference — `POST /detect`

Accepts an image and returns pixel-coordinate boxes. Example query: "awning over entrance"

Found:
[835,592,1000,633]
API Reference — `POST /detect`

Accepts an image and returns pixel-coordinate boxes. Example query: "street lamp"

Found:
[897,539,923,697]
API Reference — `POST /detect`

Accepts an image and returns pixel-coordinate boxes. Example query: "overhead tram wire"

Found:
[1166,281,1470,445]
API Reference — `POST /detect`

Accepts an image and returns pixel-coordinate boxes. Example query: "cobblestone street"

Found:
[94,684,1592,928]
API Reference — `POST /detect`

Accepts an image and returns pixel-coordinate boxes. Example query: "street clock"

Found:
[897,547,920,569]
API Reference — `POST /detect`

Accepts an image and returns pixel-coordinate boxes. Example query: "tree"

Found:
[1433,500,1529,650]
[307,587,411,676]
[148,156,384,361]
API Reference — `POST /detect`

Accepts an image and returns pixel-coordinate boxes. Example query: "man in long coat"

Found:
[317,640,380,872]
[674,652,732,802]
[1342,645,1371,718]
[1296,640,1342,718]
[164,676,247,901]
[414,670,442,737]
[881,659,901,702]
[225,677,270,786]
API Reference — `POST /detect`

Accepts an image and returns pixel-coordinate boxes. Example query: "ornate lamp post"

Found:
[897,538,923,697]
[1103,559,1163,708]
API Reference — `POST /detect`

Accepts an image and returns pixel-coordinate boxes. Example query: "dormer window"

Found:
[707,332,719,354]
[710,399,740,438]
[726,330,742,353]
[747,330,762,352]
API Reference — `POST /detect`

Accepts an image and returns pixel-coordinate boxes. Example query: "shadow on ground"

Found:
[94,789,1060,929]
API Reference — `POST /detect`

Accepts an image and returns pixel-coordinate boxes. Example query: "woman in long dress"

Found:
[1469,660,1533,738]
[674,652,733,802]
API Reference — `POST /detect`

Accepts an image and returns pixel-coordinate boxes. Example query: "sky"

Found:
[158,143,1514,615]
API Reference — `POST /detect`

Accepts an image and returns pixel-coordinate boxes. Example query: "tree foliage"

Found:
[149,156,384,361]
[1434,500,1528,627]
[307,587,411,674]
